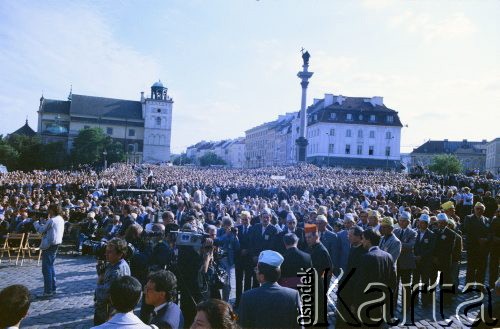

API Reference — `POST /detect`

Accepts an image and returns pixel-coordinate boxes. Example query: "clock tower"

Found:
[142,80,173,163]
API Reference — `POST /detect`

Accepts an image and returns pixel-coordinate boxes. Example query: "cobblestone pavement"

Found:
[0,254,497,328]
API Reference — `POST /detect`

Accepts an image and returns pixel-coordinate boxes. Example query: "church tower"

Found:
[142,80,173,163]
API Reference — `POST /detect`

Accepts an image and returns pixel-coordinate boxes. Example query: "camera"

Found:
[172,230,206,249]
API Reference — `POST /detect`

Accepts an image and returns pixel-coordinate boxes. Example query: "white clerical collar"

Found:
[154,302,168,313]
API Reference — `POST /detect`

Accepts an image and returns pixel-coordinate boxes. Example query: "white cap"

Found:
[437,213,448,222]
[400,211,411,220]
[419,214,430,223]
[344,213,354,222]
[258,250,284,268]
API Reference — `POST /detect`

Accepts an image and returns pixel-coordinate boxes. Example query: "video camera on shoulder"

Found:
[172,230,207,249]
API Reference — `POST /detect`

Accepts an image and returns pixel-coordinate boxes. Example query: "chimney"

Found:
[370,96,384,107]
[336,95,346,105]
[324,93,334,107]
[140,91,145,102]
[313,98,321,105]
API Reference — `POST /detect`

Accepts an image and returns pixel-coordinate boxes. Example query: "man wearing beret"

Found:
[463,202,491,286]
[238,250,302,329]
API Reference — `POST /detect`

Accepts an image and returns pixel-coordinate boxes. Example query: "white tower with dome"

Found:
[141,80,173,163]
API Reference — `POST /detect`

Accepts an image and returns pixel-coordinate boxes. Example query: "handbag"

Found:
[209,261,228,290]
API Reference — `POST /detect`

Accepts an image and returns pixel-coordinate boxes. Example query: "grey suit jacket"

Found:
[393,227,417,270]
[379,234,401,269]
[320,230,340,273]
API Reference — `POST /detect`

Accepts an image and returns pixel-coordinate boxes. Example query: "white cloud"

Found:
[389,11,476,42]
[361,0,396,10]
[0,1,160,134]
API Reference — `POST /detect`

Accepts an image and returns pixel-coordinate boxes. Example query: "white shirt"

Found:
[90,312,151,329]
[34,215,65,248]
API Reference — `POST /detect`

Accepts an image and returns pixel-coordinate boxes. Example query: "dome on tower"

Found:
[151,80,164,88]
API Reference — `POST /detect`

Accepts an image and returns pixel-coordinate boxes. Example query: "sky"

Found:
[0,0,498,154]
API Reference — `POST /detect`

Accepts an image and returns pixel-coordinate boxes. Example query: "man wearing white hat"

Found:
[414,214,436,304]
[238,250,302,329]
[432,213,456,304]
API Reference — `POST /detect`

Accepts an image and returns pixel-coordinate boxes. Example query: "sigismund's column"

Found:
[296,49,313,162]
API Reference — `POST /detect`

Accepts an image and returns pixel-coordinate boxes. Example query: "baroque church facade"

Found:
[37,81,173,163]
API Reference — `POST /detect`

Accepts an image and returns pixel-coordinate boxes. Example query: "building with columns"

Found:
[37,81,173,163]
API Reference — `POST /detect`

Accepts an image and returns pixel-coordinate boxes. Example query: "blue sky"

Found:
[0,0,498,153]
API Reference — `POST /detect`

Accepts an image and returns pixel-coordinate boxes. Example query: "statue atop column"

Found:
[301,48,310,66]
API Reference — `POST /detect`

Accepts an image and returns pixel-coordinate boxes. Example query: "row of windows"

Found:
[310,128,393,139]
[311,144,391,156]
[83,125,137,137]
[311,113,394,123]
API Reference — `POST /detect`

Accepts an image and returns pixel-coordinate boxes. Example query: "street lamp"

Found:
[102,150,108,170]
[386,135,395,171]
[326,132,332,167]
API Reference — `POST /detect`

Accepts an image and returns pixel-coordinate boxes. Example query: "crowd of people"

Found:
[0,163,499,328]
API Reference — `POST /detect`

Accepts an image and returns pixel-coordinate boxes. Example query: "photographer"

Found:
[94,238,131,326]
[76,211,99,255]
[215,216,240,302]
[177,227,214,327]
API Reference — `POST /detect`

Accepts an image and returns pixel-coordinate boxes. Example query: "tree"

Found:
[0,143,19,170]
[428,154,463,175]
[39,142,70,169]
[172,153,193,166]
[6,134,43,170]
[71,127,124,166]
[198,152,226,167]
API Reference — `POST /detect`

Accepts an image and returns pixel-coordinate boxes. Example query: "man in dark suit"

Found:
[414,214,436,304]
[432,213,456,304]
[355,229,397,327]
[462,202,490,286]
[144,270,184,329]
[393,211,417,311]
[248,208,279,267]
[316,215,340,276]
[305,223,331,326]
[279,233,312,289]
[239,250,302,329]
[118,204,135,237]
[275,213,306,255]
[235,211,254,308]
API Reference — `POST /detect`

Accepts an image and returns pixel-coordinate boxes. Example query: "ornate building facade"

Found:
[37,81,173,163]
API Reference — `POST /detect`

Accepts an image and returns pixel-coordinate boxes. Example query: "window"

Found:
[329,128,335,136]
[330,113,337,120]
[346,113,353,121]
[386,131,392,139]
[345,144,351,155]
[385,146,391,157]
[357,144,363,155]
[346,129,352,137]
[358,114,363,120]
[314,114,318,121]
[328,144,334,153]
[157,108,161,113]
[369,146,374,156]
[128,129,135,137]
[106,127,113,135]
[357,130,363,138]
[369,131,375,138]
[387,115,394,123]
[156,117,162,126]
[370,115,376,122]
